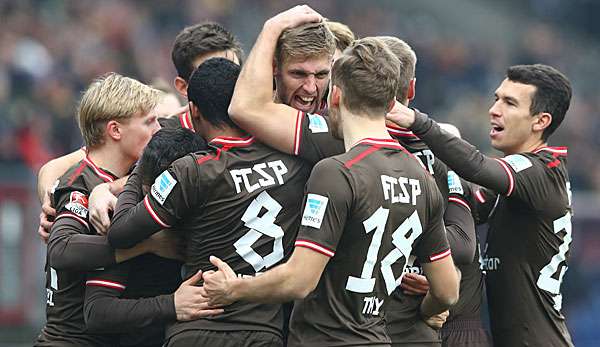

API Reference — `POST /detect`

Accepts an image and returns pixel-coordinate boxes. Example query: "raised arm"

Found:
[228,5,322,153]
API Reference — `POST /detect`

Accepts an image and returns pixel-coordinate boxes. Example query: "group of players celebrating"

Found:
[34,5,574,347]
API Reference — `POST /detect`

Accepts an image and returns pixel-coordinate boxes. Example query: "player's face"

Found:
[275,55,331,113]
[119,109,161,163]
[488,79,538,155]
[176,50,240,97]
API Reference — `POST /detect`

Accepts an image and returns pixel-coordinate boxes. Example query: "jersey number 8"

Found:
[234,191,285,272]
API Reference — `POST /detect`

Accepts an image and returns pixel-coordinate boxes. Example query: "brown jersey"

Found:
[293,111,479,343]
[410,111,574,347]
[108,136,311,339]
[481,148,573,346]
[36,157,118,346]
[289,138,450,347]
[84,252,180,347]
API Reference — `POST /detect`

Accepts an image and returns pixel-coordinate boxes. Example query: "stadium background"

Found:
[1,0,599,345]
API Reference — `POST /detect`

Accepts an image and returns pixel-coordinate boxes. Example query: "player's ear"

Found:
[174,77,188,98]
[407,78,416,101]
[330,85,341,108]
[106,120,122,141]
[532,112,552,133]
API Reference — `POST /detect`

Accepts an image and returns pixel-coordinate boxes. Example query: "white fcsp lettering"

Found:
[230,160,288,194]
[413,150,434,174]
[381,175,421,205]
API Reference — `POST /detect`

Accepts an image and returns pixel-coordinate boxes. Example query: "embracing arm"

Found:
[37,149,86,203]
[204,247,328,305]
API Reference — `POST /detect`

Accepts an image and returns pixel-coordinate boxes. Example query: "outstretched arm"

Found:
[386,104,512,195]
[203,247,328,306]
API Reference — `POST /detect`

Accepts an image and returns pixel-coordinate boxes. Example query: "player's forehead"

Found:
[192,49,240,69]
[283,55,332,73]
[495,78,536,104]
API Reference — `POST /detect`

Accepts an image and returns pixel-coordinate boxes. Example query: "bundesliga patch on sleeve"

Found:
[151,170,177,205]
[503,154,532,173]
[307,113,329,133]
[65,191,89,218]
[301,193,329,229]
[447,170,464,195]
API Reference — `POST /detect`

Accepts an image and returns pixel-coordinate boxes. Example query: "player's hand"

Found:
[88,183,116,235]
[386,101,416,129]
[400,273,430,296]
[203,256,238,307]
[174,270,224,321]
[422,310,449,330]
[38,190,56,243]
[266,5,323,32]
[148,230,185,261]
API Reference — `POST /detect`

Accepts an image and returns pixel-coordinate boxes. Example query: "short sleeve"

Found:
[294,159,353,257]
[294,110,345,165]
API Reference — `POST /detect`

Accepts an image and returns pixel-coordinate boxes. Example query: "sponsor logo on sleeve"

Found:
[307,113,329,133]
[151,170,177,205]
[65,191,89,218]
[447,170,464,195]
[503,154,532,173]
[301,193,329,229]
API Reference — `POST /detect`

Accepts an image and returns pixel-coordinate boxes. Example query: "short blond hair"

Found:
[326,21,356,52]
[377,36,416,102]
[78,73,161,148]
[275,22,336,65]
[331,37,401,116]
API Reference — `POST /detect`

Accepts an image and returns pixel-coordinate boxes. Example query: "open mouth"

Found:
[292,95,316,111]
[490,124,504,137]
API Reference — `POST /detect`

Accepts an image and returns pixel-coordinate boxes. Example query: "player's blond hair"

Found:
[377,36,416,102]
[78,73,161,148]
[326,21,356,52]
[275,22,336,65]
[331,37,401,116]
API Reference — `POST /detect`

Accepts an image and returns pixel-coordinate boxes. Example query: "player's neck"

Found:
[342,110,393,151]
[204,125,248,142]
[504,137,546,155]
[87,144,135,178]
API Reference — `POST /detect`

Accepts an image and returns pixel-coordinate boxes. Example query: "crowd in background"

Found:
[1,0,600,345]
[1,0,600,191]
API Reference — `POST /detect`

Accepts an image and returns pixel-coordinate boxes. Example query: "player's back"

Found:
[161,136,310,339]
[289,138,449,347]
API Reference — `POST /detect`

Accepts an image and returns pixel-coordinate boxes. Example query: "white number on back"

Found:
[234,191,284,272]
[537,211,572,311]
[346,208,422,295]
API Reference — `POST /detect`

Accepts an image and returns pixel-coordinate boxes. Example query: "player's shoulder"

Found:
[503,146,568,174]
[54,158,101,196]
